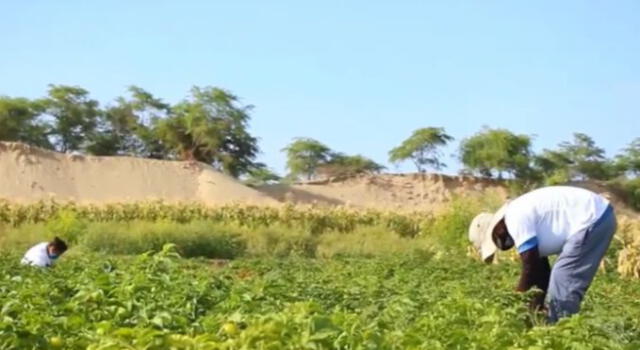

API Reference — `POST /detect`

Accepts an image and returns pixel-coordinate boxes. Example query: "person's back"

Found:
[505,186,610,257]
[21,237,68,267]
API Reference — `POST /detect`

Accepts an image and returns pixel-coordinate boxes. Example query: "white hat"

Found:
[468,203,509,262]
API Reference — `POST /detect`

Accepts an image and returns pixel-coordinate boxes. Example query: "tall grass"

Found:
[83,221,246,259]
[316,226,431,258]
[0,193,506,259]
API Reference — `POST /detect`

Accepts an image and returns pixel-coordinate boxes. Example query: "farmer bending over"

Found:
[21,236,68,267]
[468,186,616,323]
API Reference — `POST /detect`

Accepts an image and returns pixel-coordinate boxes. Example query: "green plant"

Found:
[82,221,246,259]
[45,209,87,244]
[2,249,640,349]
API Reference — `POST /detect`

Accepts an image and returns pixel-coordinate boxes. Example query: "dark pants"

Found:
[547,206,616,323]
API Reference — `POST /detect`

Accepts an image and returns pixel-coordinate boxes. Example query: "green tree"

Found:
[557,133,616,180]
[615,138,640,177]
[40,85,100,152]
[282,138,332,180]
[318,153,385,178]
[154,86,259,177]
[533,149,573,185]
[86,86,170,157]
[243,163,282,187]
[0,97,51,148]
[459,128,532,179]
[389,127,453,172]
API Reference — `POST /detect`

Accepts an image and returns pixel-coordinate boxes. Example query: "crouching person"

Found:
[21,236,68,267]
[468,186,616,323]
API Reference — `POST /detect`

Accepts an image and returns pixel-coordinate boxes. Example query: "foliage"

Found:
[1,85,261,177]
[607,178,640,211]
[39,85,101,153]
[0,97,51,148]
[533,150,572,185]
[556,133,617,181]
[617,216,640,278]
[0,200,440,238]
[242,164,282,187]
[86,86,170,158]
[282,138,332,180]
[2,247,640,349]
[45,210,87,245]
[82,221,246,259]
[154,87,259,177]
[421,194,502,249]
[317,154,384,179]
[616,138,640,177]
[459,128,533,179]
[389,127,453,172]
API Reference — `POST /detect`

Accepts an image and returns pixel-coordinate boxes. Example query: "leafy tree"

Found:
[243,163,282,187]
[459,128,532,179]
[282,138,332,180]
[615,138,640,177]
[86,86,170,157]
[0,97,51,148]
[533,150,573,185]
[155,86,259,177]
[318,153,385,178]
[557,133,616,180]
[389,127,453,172]
[40,85,100,152]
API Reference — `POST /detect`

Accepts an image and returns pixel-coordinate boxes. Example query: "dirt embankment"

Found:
[0,142,277,206]
[256,174,509,211]
[1,142,634,214]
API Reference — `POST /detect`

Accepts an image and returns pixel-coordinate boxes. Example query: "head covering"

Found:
[468,203,509,261]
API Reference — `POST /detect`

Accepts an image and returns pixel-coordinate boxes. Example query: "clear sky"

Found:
[1,1,639,175]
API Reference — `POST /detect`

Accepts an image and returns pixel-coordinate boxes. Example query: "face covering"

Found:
[496,234,514,250]
[48,252,59,260]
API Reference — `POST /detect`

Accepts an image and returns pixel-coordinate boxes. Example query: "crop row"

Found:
[3,199,640,279]
[0,200,474,238]
[2,245,640,349]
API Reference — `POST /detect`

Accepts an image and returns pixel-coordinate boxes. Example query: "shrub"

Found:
[82,221,246,259]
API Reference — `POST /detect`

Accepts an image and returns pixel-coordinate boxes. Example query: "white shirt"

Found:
[504,186,610,257]
[21,242,55,267]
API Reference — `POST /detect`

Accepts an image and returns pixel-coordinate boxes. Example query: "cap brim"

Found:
[480,234,497,261]
[479,202,510,261]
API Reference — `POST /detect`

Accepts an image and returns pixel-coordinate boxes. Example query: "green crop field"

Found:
[2,245,640,349]
[2,202,640,349]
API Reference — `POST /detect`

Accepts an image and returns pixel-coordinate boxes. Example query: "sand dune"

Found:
[258,173,509,211]
[0,142,278,205]
[1,142,632,215]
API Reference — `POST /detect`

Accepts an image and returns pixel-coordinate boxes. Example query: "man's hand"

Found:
[516,248,551,293]
[516,248,551,315]
[528,290,546,312]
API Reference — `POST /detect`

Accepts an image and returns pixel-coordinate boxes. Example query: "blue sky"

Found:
[1,1,639,175]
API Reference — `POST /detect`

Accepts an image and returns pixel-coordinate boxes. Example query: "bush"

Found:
[421,194,502,250]
[45,209,87,244]
[0,223,50,250]
[82,221,246,259]
[316,226,430,258]
[617,178,640,211]
[241,225,318,258]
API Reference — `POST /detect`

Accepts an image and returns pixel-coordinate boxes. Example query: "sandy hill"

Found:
[257,174,510,211]
[0,142,278,205]
[258,175,637,215]
[1,142,634,215]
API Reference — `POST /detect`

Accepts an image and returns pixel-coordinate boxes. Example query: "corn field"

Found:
[0,200,435,237]
[3,199,640,279]
[616,216,640,278]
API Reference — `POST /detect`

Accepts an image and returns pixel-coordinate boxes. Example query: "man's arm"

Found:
[516,247,551,311]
